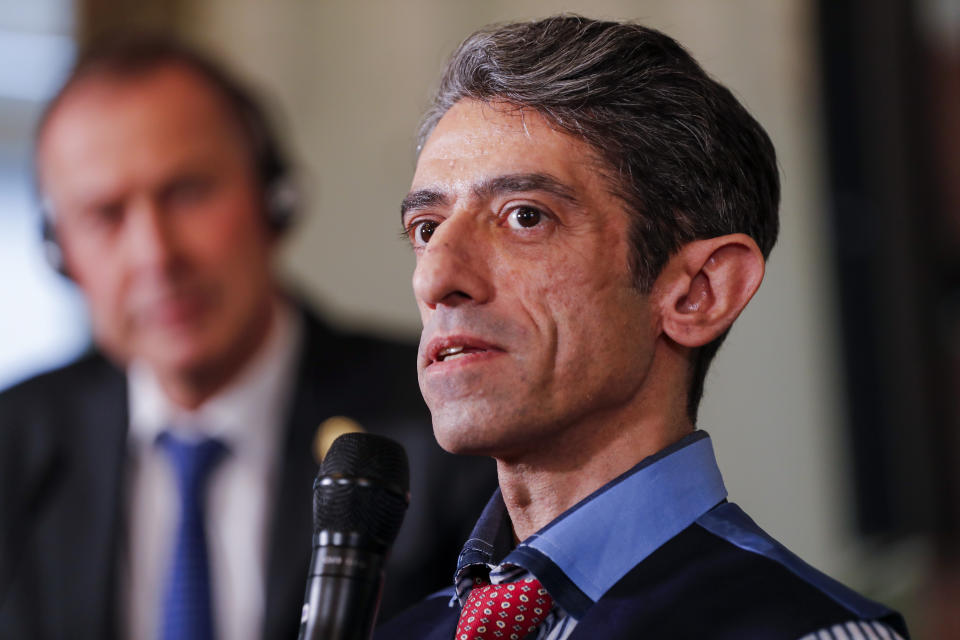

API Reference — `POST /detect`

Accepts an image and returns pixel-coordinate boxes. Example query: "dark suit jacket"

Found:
[0,306,495,639]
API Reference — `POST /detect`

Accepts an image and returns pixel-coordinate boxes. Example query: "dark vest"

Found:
[376,503,909,640]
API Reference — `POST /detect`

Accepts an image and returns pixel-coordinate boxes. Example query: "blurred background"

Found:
[0,0,955,636]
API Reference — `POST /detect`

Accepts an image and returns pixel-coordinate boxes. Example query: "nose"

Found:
[412,213,493,311]
[124,198,178,272]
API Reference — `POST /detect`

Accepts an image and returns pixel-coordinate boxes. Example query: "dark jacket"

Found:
[0,307,495,639]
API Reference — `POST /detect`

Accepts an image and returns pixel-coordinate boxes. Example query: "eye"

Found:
[80,201,124,233]
[506,206,543,229]
[163,175,213,210]
[410,219,439,247]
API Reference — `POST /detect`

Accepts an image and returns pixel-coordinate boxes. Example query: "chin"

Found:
[430,408,525,459]
[432,423,473,455]
[138,337,216,376]
[431,410,490,456]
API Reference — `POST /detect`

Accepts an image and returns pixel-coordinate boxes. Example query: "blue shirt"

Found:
[448,431,907,640]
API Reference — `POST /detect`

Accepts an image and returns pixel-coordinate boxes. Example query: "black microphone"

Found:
[297,432,410,640]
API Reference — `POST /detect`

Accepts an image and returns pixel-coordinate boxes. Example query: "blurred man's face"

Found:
[38,65,277,401]
[404,100,658,461]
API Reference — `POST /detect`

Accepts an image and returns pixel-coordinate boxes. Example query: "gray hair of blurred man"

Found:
[416,15,781,422]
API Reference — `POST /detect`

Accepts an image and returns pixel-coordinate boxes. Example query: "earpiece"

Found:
[263,173,299,232]
[40,205,67,276]
[255,125,298,233]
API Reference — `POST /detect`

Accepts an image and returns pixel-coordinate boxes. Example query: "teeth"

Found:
[444,352,470,361]
[438,346,464,361]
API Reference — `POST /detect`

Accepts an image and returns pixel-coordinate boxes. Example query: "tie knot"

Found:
[456,576,553,640]
[157,431,228,494]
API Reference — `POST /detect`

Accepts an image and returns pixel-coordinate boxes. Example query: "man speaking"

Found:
[379,16,909,640]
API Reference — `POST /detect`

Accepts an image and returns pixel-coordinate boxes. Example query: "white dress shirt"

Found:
[123,302,303,640]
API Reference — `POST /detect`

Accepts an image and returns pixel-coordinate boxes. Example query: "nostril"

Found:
[436,289,474,308]
[449,290,472,301]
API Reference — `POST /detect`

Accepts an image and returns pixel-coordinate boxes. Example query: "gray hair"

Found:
[418,15,780,421]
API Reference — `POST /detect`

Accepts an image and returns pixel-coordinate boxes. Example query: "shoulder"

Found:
[0,352,124,477]
[584,502,908,639]
[299,305,418,368]
[0,351,122,434]
[1,350,118,395]
[0,352,125,541]
[693,502,906,635]
[294,304,424,416]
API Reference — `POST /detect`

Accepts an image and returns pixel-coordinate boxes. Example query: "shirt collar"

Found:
[127,300,303,463]
[454,431,727,619]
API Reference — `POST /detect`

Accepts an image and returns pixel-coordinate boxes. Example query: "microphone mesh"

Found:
[313,432,410,549]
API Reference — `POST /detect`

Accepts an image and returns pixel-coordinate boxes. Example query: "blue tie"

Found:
[157,432,228,640]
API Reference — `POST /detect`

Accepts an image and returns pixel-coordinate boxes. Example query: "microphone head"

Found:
[313,432,410,551]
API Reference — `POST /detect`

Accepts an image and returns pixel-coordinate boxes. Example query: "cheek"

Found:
[507,255,612,329]
[188,200,271,269]
[75,265,130,342]
[542,274,648,368]
[71,253,122,307]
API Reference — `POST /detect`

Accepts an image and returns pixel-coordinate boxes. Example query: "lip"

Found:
[136,292,209,329]
[422,334,503,368]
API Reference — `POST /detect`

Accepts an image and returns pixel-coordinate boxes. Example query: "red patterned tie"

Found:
[455,576,554,640]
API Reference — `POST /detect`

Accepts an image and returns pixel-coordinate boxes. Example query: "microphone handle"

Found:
[297,545,386,640]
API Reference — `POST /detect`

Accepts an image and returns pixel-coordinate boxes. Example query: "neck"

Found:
[496,342,694,542]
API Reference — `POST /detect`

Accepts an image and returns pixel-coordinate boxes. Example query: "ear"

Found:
[654,234,765,347]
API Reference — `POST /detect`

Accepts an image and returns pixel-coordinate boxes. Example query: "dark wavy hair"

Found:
[418,15,780,422]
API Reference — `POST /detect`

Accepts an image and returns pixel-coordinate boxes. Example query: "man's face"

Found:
[404,100,660,460]
[38,65,277,389]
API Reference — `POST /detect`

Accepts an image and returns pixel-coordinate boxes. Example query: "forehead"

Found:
[413,100,603,193]
[37,65,248,189]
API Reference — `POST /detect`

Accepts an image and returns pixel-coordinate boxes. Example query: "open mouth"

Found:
[425,336,499,366]
[436,345,487,362]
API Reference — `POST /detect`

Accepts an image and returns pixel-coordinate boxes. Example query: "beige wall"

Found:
[177,0,867,588]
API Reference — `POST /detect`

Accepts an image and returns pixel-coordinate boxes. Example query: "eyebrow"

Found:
[473,173,579,206]
[400,189,450,219]
[400,172,579,221]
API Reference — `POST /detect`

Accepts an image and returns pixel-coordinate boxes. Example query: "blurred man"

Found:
[0,36,493,639]
[378,16,909,640]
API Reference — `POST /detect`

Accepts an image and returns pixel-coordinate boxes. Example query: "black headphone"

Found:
[39,36,300,276]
